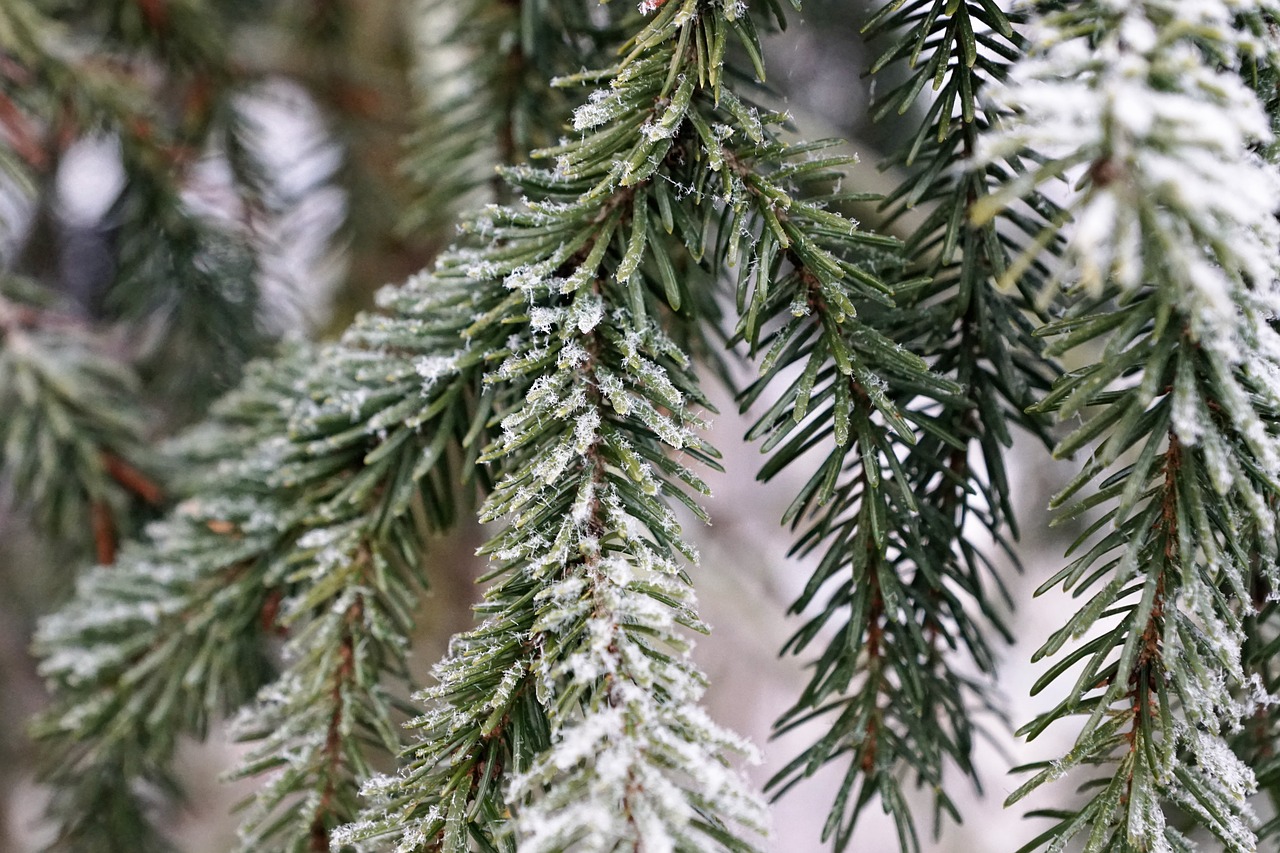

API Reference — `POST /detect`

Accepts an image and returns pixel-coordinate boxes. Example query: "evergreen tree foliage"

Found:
[0,277,159,563]
[762,2,1058,848]
[13,0,1280,852]
[974,2,1280,850]
[1,0,268,417]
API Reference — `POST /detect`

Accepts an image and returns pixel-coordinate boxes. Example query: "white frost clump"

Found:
[981,0,1280,340]
[573,88,625,132]
[981,0,1280,472]
[571,292,605,334]
[414,353,459,392]
[510,527,768,853]
[511,697,767,853]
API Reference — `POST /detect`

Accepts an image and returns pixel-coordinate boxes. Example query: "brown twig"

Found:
[102,452,164,506]
[91,501,117,565]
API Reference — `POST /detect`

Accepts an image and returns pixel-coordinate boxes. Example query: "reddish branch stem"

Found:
[90,501,117,565]
[136,0,169,31]
[1125,434,1178,761]
[310,597,362,852]
[102,452,164,506]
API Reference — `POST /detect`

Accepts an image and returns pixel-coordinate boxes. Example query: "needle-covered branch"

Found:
[28,1,1280,851]
[338,1,818,848]
[0,285,159,564]
[34,264,498,849]
[755,2,1057,848]
[979,2,1280,849]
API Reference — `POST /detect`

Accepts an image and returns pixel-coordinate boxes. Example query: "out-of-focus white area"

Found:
[5,80,348,333]
[233,80,350,334]
[56,138,126,226]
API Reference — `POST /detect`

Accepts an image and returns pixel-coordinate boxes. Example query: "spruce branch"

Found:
[33,493,284,853]
[25,0,562,841]
[226,520,419,852]
[756,2,1058,848]
[200,266,503,850]
[31,354,307,852]
[33,2,1280,851]
[340,2,791,848]
[34,260,497,848]
[0,0,271,415]
[0,286,159,564]
[979,2,1280,848]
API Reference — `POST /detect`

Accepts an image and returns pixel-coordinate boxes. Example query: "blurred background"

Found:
[0,1,1093,851]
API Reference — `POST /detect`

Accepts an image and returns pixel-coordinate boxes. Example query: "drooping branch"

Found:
[984,3,1280,847]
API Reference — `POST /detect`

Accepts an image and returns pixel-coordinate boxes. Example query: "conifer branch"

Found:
[0,286,157,563]
[35,264,494,847]
[0,0,269,415]
[32,355,307,851]
[340,2,789,848]
[30,1,1280,851]
[755,2,1058,847]
[980,2,1280,848]
[226,521,420,852]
